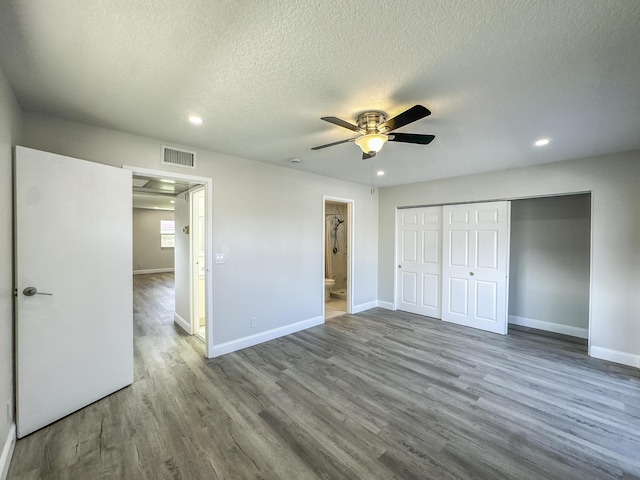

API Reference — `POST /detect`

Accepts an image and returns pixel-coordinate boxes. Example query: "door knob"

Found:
[23,287,53,296]
[398,265,402,269]
[469,272,474,276]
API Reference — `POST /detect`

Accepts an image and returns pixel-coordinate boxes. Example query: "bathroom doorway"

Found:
[323,197,353,319]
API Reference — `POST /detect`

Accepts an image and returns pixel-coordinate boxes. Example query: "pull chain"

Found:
[370,158,376,195]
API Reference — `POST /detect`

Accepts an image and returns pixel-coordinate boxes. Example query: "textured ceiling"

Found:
[1,0,639,187]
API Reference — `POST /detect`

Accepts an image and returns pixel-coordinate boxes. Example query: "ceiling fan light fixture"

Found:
[355,134,388,154]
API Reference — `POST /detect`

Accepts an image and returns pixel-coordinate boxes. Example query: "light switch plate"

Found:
[215,253,226,264]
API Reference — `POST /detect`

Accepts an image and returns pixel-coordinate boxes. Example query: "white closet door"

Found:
[15,146,133,438]
[442,202,509,334]
[396,206,442,318]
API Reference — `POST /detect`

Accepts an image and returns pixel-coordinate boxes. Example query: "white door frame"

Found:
[323,196,355,317]
[124,165,214,358]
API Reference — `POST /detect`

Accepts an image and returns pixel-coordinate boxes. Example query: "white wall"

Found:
[509,195,591,337]
[21,112,379,351]
[378,151,640,368]
[132,208,175,273]
[0,66,21,478]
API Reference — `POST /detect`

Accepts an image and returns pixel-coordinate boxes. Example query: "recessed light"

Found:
[170,200,175,204]
[189,116,203,125]
[290,157,302,165]
[377,170,385,176]
[534,138,550,147]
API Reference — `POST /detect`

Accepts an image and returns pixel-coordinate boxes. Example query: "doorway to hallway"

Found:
[127,165,214,357]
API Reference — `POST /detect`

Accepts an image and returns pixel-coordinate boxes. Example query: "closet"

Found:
[396,195,591,338]
[396,201,510,334]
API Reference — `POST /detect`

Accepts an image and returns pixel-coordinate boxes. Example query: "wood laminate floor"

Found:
[8,272,640,479]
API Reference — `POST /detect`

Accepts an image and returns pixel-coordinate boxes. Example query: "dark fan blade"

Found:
[379,105,431,132]
[321,116,361,132]
[389,133,435,145]
[362,152,375,160]
[311,137,357,150]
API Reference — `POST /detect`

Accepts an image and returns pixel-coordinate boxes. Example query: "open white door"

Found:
[396,206,442,318]
[15,147,133,438]
[191,187,206,339]
[442,201,509,334]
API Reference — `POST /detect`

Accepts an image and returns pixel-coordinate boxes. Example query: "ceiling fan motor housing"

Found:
[356,111,388,134]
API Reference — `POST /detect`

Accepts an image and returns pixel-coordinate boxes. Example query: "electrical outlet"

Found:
[250,317,257,328]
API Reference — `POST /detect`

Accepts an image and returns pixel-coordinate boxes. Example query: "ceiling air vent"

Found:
[161,145,196,168]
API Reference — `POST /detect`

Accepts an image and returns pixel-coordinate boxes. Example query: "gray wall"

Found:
[132,208,175,273]
[21,112,379,349]
[0,66,21,472]
[509,195,591,335]
[378,151,640,366]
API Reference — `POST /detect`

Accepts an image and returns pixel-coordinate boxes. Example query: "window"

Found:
[160,220,175,248]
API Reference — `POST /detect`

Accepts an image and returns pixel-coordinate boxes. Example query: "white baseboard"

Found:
[508,315,588,339]
[133,268,175,275]
[1,424,15,480]
[174,312,192,335]
[590,346,640,369]
[352,301,379,314]
[377,301,395,311]
[211,316,324,358]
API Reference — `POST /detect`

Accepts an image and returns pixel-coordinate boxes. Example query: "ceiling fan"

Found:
[311,105,435,159]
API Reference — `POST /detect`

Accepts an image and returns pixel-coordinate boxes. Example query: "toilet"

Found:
[324,278,335,301]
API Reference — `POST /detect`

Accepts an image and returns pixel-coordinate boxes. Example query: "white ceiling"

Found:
[1,0,639,187]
